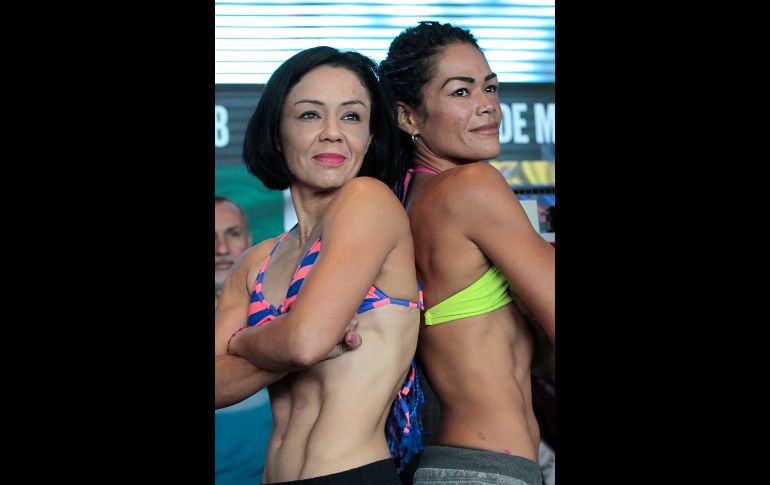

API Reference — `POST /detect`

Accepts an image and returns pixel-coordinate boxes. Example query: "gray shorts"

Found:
[413,445,543,485]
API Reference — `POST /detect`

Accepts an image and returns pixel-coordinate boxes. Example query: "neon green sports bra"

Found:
[423,266,512,326]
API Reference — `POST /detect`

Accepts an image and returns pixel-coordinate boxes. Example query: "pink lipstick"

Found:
[312,153,346,165]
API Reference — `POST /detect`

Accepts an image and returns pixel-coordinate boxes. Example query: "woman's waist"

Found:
[269,385,396,444]
[265,431,390,482]
[420,345,534,398]
[425,372,539,452]
[435,411,540,461]
[438,395,537,429]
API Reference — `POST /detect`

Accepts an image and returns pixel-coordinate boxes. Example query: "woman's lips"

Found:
[470,123,499,135]
[312,153,346,164]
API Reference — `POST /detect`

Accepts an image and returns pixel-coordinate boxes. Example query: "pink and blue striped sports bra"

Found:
[247,228,423,327]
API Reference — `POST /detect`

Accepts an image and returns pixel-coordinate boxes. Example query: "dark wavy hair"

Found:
[243,46,403,193]
[380,21,482,181]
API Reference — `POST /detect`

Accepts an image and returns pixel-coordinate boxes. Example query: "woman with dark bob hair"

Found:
[381,22,555,485]
[215,46,423,484]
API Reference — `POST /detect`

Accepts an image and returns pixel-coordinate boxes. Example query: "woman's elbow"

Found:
[287,331,331,368]
[289,341,326,368]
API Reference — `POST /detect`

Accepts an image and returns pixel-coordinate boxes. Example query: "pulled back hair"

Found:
[380,21,481,110]
[243,46,403,192]
[380,22,481,182]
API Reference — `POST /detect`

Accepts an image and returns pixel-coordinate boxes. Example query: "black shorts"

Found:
[267,458,401,484]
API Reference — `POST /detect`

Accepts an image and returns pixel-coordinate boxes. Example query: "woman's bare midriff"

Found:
[418,303,540,461]
[262,305,418,483]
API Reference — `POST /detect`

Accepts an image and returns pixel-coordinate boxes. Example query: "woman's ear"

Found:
[395,102,419,135]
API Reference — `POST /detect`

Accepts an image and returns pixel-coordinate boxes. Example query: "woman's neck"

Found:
[412,149,472,174]
[288,184,336,239]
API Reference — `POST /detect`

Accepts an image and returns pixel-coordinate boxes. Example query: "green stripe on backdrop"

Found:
[215,165,284,244]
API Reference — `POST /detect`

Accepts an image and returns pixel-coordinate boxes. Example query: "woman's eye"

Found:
[486,85,498,93]
[299,111,320,119]
[451,88,470,97]
[341,112,361,121]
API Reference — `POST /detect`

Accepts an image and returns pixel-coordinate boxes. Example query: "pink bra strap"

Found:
[401,165,439,204]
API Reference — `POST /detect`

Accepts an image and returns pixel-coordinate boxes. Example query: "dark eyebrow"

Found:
[293,99,366,107]
[441,76,474,89]
[441,73,498,89]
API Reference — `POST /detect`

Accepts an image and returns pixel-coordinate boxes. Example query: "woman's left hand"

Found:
[322,316,362,361]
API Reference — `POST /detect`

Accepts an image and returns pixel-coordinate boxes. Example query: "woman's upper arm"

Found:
[458,164,555,339]
[214,242,272,355]
[284,178,408,352]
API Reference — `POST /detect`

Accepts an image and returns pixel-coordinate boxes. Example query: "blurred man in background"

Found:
[216,195,253,304]
[215,195,271,484]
